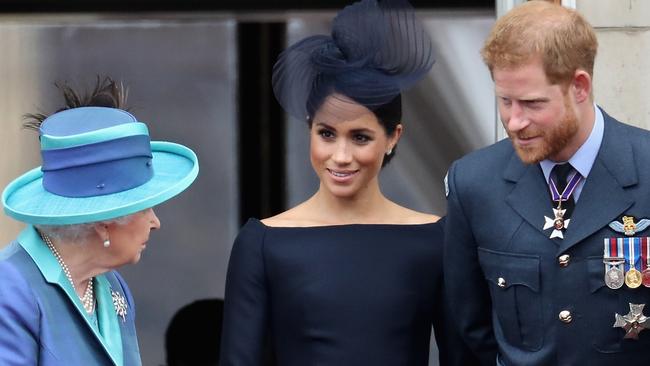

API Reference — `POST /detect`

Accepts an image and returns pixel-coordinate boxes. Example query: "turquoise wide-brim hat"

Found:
[2,107,199,225]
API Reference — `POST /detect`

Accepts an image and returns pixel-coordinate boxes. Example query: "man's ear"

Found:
[572,69,592,103]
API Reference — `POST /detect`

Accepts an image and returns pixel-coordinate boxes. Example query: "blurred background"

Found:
[0,0,648,365]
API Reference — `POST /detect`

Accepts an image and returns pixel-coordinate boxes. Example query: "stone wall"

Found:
[578,0,650,128]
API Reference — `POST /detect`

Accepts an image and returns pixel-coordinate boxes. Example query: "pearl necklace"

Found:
[40,233,95,314]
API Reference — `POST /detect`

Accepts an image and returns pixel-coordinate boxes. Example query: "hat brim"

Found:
[3,141,198,225]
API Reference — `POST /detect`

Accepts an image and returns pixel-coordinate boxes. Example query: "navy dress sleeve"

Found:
[220,219,270,366]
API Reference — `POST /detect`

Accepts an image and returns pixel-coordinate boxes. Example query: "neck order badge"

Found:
[543,165,582,239]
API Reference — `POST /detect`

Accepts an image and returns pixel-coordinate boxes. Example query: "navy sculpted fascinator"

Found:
[272,0,435,121]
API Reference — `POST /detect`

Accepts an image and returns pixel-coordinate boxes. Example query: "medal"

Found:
[613,303,649,340]
[543,168,581,239]
[543,207,569,239]
[642,269,650,288]
[606,264,625,289]
[626,268,643,288]
[604,238,626,289]
[642,237,650,288]
[624,237,642,289]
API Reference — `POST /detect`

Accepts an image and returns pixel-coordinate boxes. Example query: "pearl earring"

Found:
[386,148,393,156]
[103,239,111,248]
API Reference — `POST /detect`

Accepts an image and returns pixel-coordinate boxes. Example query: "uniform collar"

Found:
[540,103,604,183]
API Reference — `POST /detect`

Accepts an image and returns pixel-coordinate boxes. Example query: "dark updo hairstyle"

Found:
[306,91,402,167]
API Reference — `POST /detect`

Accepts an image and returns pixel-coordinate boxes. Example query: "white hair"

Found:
[35,214,134,244]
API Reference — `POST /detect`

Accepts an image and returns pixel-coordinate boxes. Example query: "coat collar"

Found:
[18,226,125,366]
[504,108,636,253]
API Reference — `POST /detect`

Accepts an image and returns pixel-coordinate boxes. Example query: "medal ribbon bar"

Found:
[624,237,642,288]
[643,237,649,272]
[604,238,626,289]
[642,237,650,287]
[623,237,640,273]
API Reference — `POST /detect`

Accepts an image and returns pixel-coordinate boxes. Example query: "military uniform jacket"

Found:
[444,109,650,366]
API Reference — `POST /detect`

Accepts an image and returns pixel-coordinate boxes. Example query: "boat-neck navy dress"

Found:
[220,218,476,366]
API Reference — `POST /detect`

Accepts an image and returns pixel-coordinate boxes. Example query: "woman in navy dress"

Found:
[220,1,476,365]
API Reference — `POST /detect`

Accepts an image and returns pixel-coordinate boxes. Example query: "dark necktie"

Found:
[551,163,576,219]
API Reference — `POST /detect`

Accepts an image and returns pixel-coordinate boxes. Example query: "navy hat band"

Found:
[41,135,154,197]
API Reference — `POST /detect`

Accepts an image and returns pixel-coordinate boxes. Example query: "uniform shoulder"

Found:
[454,138,513,167]
[602,109,650,142]
[601,113,650,170]
[617,119,650,142]
[449,138,515,186]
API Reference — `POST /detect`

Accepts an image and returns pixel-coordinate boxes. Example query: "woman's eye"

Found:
[353,134,371,143]
[318,129,335,139]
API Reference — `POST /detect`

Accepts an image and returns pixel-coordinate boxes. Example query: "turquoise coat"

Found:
[0,226,142,365]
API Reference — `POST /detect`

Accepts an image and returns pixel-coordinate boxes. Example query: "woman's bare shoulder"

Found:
[261,202,323,227]
[387,203,440,224]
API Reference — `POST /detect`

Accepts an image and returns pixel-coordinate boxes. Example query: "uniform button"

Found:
[559,310,572,323]
[558,254,570,267]
[497,277,506,288]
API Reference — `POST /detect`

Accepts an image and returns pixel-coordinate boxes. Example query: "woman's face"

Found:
[310,96,401,199]
[103,208,160,266]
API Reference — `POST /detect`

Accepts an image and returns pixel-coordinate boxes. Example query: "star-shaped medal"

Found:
[111,290,128,323]
[543,208,570,239]
[613,303,649,340]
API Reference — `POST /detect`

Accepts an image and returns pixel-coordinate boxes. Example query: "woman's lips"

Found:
[327,168,359,183]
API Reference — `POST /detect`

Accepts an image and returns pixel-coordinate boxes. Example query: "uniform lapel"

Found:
[503,112,636,252]
[504,152,553,241]
[559,115,636,253]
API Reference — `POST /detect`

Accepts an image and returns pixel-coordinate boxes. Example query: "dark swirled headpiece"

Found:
[272,0,435,121]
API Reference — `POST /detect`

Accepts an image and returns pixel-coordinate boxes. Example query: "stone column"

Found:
[577,0,650,129]
[0,22,43,246]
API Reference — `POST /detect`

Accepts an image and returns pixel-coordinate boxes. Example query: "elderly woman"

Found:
[0,78,198,366]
